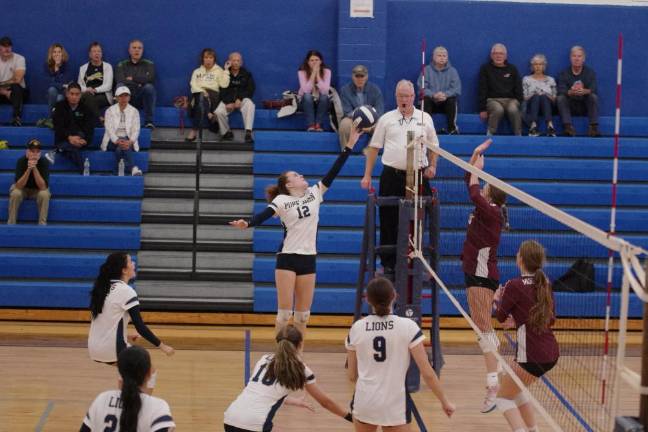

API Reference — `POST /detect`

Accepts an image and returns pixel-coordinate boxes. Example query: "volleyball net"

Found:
[408,139,647,431]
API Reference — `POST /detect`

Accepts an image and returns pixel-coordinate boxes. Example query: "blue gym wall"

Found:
[2,0,647,115]
[0,0,339,107]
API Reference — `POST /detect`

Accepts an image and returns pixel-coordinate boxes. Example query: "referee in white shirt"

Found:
[361,80,439,275]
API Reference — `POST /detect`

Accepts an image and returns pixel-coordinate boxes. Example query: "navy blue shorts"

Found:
[276,253,316,275]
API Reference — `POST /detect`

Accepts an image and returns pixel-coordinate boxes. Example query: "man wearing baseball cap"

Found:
[7,139,51,225]
[338,64,384,149]
[101,86,143,176]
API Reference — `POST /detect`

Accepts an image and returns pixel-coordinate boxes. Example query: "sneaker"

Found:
[481,385,499,413]
[528,126,540,137]
[11,116,22,127]
[307,124,316,132]
[447,128,459,135]
[314,123,324,132]
[588,124,601,137]
[562,123,576,137]
[45,150,57,164]
[222,131,234,141]
[131,166,143,176]
[245,130,254,143]
[144,122,155,129]
[546,125,557,137]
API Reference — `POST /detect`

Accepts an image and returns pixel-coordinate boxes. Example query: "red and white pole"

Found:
[602,32,623,405]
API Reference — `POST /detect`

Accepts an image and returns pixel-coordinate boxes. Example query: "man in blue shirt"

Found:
[418,46,462,134]
[338,65,384,149]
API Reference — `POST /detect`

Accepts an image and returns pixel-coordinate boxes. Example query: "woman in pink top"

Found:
[298,50,331,132]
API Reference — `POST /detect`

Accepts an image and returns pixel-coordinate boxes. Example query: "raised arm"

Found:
[319,128,362,193]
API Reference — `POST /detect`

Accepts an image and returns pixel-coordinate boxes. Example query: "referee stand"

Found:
[353,190,444,384]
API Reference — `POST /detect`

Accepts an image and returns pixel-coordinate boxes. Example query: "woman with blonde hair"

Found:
[44,43,70,118]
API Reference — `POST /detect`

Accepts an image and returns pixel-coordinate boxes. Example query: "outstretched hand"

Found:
[346,127,364,150]
[442,401,456,418]
[229,219,249,230]
[286,395,315,412]
[473,138,492,156]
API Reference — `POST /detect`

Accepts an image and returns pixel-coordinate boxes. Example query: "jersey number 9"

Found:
[373,336,387,362]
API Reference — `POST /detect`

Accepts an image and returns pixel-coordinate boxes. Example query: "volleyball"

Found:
[352,105,379,130]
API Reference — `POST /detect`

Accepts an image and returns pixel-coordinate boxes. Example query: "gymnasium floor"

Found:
[0,322,642,431]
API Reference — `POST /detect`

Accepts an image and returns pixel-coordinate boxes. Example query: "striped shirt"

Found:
[461,174,502,281]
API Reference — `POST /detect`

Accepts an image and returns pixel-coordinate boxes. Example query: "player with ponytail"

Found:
[224,324,352,431]
[493,240,559,432]
[80,346,175,431]
[230,128,363,338]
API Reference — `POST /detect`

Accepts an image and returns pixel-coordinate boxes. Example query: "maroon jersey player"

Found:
[461,139,508,413]
[493,240,559,432]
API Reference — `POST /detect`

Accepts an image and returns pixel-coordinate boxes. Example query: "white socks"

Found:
[486,372,499,388]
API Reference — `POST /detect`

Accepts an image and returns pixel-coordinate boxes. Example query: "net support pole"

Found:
[640,258,648,426]
[612,261,632,430]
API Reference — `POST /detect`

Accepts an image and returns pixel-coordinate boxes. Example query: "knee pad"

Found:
[146,370,158,389]
[294,310,311,326]
[495,397,517,413]
[514,392,530,407]
[478,331,500,353]
[276,309,293,327]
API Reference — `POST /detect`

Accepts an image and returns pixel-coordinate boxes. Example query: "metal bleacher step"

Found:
[141,213,247,225]
[147,162,252,175]
[140,239,252,253]
[144,188,251,200]
[137,268,251,282]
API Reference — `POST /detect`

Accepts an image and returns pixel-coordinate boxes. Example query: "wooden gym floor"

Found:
[0,313,642,431]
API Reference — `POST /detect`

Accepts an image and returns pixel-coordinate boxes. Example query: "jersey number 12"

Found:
[296,205,311,219]
[373,336,387,362]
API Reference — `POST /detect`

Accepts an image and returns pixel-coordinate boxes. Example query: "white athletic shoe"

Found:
[481,384,499,413]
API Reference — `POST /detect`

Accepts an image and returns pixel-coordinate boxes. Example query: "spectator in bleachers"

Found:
[0,36,26,127]
[78,42,113,125]
[418,46,462,135]
[101,86,143,176]
[338,64,384,149]
[50,83,95,173]
[522,54,557,137]
[115,39,156,129]
[215,52,256,143]
[478,43,523,136]
[44,43,70,123]
[298,50,331,132]
[557,46,599,137]
[7,139,50,225]
[186,48,230,142]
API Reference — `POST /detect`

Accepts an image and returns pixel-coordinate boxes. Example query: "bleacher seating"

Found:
[2,105,648,319]
[0,123,149,308]
[249,125,648,319]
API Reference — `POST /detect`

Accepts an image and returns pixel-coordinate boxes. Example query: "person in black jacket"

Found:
[115,39,156,128]
[214,52,256,143]
[478,43,523,136]
[50,82,95,173]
